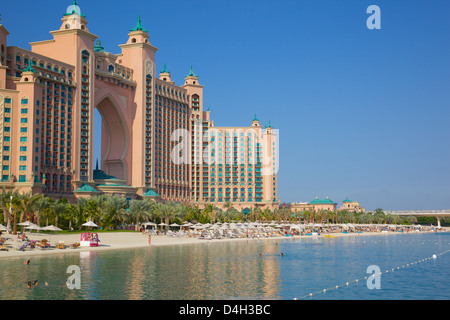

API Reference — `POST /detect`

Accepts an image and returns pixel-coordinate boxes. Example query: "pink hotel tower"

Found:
[0,1,279,211]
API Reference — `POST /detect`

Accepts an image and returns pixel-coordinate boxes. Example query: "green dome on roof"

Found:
[94,39,105,52]
[64,1,86,17]
[75,184,99,193]
[143,189,160,197]
[309,198,337,205]
[93,169,119,180]
[343,198,353,203]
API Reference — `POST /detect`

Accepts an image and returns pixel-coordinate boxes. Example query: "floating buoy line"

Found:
[293,249,450,300]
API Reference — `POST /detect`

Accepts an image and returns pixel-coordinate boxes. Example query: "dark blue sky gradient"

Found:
[2,0,449,210]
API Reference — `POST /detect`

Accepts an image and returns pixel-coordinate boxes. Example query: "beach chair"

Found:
[70,242,80,249]
[0,243,8,251]
[37,239,51,249]
[17,242,29,251]
[56,241,65,249]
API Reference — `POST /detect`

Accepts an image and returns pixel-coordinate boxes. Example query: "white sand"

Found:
[1,228,448,260]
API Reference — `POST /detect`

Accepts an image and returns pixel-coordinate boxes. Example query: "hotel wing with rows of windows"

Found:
[0,2,279,211]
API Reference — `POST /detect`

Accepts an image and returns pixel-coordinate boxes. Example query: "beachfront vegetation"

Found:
[0,189,447,234]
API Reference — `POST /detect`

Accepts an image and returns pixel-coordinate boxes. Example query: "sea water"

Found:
[0,232,449,300]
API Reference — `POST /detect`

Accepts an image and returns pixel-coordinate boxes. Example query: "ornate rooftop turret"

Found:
[94,39,105,52]
[130,15,148,33]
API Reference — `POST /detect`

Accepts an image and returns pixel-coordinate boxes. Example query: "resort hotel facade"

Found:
[0,2,279,211]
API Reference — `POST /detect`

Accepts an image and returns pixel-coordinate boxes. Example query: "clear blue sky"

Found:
[2,0,449,210]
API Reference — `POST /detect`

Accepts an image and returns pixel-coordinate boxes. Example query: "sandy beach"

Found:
[1,226,448,260]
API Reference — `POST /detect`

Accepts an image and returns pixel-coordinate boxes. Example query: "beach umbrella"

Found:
[18,221,35,227]
[24,224,43,231]
[42,225,63,232]
[0,224,11,232]
[82,221,98,228]
[142,222,156,226]
[169,223,180,228]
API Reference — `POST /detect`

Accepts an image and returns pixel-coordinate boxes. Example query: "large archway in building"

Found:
[95,95,129,181]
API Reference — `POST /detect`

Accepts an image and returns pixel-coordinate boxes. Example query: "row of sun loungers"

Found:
[12,239,80,251]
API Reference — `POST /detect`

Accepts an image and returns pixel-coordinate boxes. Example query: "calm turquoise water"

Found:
[0,232,449,300]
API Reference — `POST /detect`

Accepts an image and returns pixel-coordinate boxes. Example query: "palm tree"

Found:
[102,196,127,229]
[51,200,69,228]
[128,199,153,231]
[223,201,233,217]
[66,197,88,231]
[16,191,42,224]
[0,188,14,230]
[35,196,52,227]
[90,194,109,226]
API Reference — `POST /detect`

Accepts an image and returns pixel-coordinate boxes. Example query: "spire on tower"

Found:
[23,60,37,73]
[130,15,148,32]
[187,66,197,77]
[161,63,169,74]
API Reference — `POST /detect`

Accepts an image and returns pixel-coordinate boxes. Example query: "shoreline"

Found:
[1,227,448,260]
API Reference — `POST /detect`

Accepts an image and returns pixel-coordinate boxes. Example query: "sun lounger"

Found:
[0,243,8,251]
[17,242,30,251]
[56,241,65,249]
[70,242,80,249]
[37,240,51,249]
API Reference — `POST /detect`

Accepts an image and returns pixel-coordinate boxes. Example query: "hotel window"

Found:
[21,118,28,123]
[21,108,28,114]
[4,98,11,103]
[21,99,28,104]
[19,165,26,171]
[19,175,26,182]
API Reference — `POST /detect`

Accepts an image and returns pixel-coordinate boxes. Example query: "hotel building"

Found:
[290,197,365,213]
[0,2,279,211]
